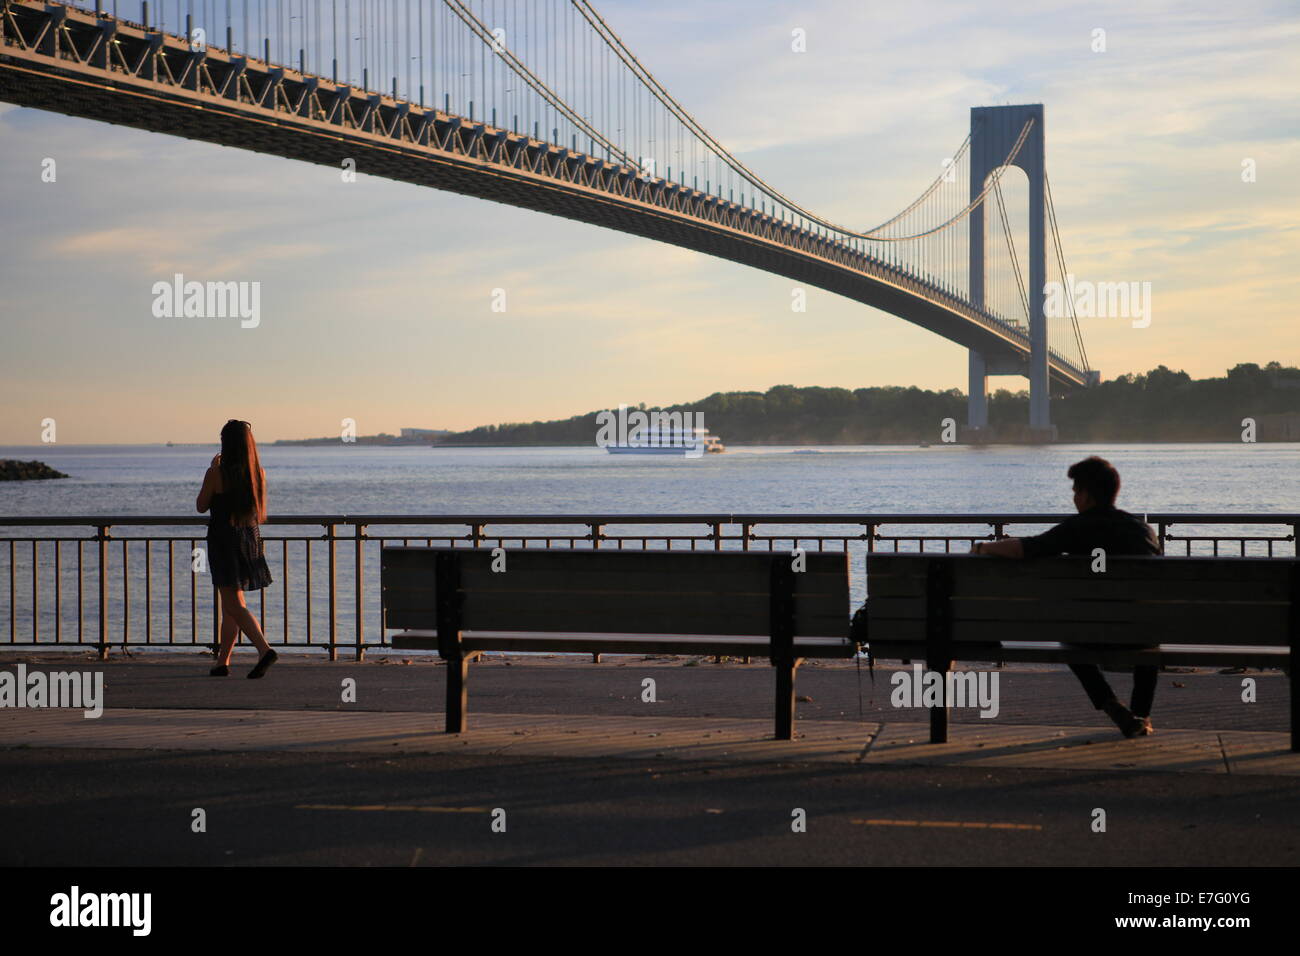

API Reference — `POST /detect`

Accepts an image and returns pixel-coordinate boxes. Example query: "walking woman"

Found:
[195,419,278,678]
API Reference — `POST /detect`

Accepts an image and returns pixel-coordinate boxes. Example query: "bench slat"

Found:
[382,576,846,605]
[383,546,846,575]
[390,599,848,637]
[867,574,1292,602]
[867,641,1289,668]
[864,617,1288,646]
[392,630,854,658]
[384,565,847,594]
[868,553,1292,584]
[868,596,1289,633]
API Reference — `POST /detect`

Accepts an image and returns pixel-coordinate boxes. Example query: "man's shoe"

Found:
[247,650,278,679]
[1102,698,1146,738]
[209,664,229,677]
[1130,716,1154,737]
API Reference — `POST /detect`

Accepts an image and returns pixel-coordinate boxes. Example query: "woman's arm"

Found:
[195,455,221,513]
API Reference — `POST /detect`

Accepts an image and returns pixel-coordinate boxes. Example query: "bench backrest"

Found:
[867,553,1299,646]
[382,546,849,639]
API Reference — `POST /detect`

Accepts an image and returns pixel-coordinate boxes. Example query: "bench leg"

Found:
[446,656,469,734]
[775,658,801,741]
[930,660,951,744]
[930,700,948,744]
[1291,665,1297,753]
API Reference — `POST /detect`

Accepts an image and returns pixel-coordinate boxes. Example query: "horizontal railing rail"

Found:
[2,513,1296,659]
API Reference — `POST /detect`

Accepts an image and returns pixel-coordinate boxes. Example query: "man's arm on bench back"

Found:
[972,538,1025,558]
[972,518,1082,559]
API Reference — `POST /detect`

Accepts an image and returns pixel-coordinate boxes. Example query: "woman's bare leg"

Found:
[219,587,272,657]
[216,588,241,666]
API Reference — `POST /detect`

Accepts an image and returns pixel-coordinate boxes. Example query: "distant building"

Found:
[400,428,448,440]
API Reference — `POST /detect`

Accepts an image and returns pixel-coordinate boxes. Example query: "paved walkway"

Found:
[3,705,1296,775]
[3,655,1297,867]
[1,654,1296,776]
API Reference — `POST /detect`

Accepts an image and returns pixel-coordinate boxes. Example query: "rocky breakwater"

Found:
[0,460,69,481]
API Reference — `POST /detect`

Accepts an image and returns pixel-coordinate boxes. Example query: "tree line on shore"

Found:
[433,362,1300,445]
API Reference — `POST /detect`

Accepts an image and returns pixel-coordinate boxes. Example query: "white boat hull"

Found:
[605,445,702,455]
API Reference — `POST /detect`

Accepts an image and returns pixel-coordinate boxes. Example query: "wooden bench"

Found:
[866,553,1299,750]
[380,546,855,738]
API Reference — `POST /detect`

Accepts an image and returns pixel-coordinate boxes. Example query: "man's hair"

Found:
[1067,456,1120,507]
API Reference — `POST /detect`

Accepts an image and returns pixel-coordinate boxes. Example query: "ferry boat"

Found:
[605,426,725,455]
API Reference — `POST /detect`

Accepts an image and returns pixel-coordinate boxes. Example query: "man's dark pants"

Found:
[852,608,1158,717]
[1069,662,1158,717]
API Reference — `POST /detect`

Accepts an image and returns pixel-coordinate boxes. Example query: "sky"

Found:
[1,0,1297,443]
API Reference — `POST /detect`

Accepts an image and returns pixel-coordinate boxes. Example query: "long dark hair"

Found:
[219,420,267,525]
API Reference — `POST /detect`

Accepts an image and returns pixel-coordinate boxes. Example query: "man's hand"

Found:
[973,538,1026,559]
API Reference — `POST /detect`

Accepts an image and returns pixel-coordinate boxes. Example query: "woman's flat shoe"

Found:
[209,664,229,677]
[247,650,278,679]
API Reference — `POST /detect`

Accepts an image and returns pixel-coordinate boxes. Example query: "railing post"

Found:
[144,539,151,643]
[54,540,60,644]
[31,540,38,644]
[590,523,604,662]
[354,522,366,661]
[282,538,289,646]
[96,524,109,660]
[327,522,337,662]
[78,540,84,644]
[990,521,1006,667]
[1290,561,1299,752]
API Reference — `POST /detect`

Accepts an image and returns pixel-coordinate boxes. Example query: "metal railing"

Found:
[2,513,1296,659]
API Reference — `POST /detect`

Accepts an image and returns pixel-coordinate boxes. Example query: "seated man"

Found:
[972,455,1160,738]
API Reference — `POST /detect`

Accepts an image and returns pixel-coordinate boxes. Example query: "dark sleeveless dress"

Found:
[207,492,273,591]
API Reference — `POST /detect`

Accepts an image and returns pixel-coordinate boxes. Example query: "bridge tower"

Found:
[966,104,1055,442]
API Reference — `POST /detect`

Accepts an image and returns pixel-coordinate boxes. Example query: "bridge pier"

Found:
[966,351,990,440]
[969,104,1057,443]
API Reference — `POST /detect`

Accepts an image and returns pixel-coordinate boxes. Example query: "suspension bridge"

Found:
[0,0,1097,438]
